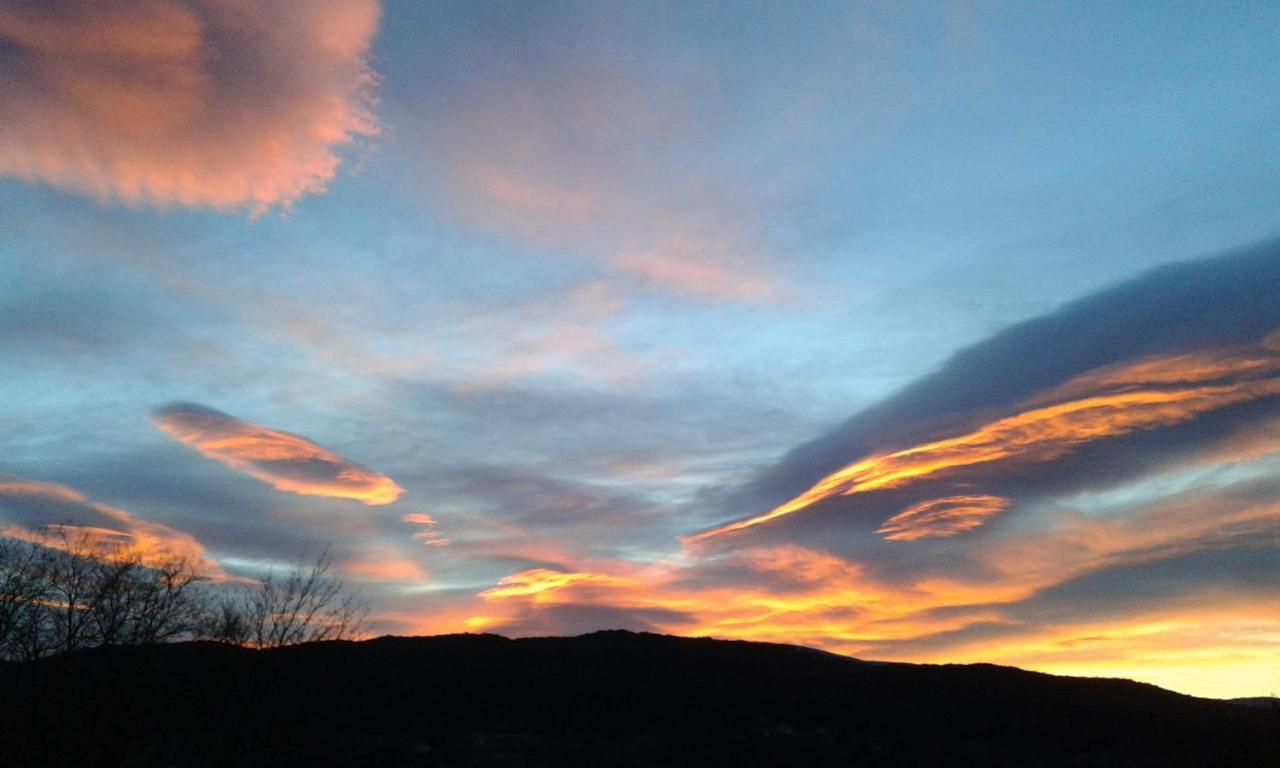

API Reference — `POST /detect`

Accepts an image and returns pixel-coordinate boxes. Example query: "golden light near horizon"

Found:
[2,0,1279,707]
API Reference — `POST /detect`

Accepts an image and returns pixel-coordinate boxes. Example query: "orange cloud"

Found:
[362,427,1280,696]
[481,568,638,603]
[468,546,1016,651]
[341,552,426,583]
[386,328,1280,698]
[0,474,218,572]
[402,513,449,547]
[877,495,1009,541]
[0,476,84,504]
[690,338,1280,541]
[464,485,1280,696]
[0,0,379,212]
[153,403,404,505]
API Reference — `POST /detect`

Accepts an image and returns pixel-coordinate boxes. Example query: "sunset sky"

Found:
[2,1,1279,699]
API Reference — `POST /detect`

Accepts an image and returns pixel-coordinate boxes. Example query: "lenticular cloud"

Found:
[0,0,381,212]
[152,403,403,506]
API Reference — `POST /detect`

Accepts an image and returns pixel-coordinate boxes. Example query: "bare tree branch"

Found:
[231,549,368,648]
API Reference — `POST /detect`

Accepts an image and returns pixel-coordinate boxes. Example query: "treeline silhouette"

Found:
[1,630,1277,767]
[0,531,365,660]
[2,533,1278,767]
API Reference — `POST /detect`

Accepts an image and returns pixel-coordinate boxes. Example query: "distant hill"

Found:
[0,630,1275,767]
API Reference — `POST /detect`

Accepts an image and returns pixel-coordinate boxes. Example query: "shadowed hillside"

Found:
[0,630,1275,767]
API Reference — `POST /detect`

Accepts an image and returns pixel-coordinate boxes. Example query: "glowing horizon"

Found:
[3,1,1279,701]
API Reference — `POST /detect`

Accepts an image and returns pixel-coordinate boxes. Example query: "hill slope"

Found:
[0,630,1275,767]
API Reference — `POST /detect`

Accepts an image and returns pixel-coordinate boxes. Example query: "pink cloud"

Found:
[0,0,380,212]
[414,58,787,304]
[341,545,427,583]
[402,512,449,547]
[153,403,404,506]
[0,474,219,572]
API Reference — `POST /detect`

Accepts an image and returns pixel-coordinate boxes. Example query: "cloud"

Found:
[152,402,403,505]
[467,545,981,649]
[12,442,444,606]
[697,240,1280,544]
[446,280,649,391]
[340,543,427,583]
[0,0,380,212]
[423,241,1280,698]
[395,13,788,304]
[402,512,448,547]
[481,568,637,603]
[692,333,1280,541]
[469,476,1280,691]
[876,495,1009,541]
[0,473,216,570]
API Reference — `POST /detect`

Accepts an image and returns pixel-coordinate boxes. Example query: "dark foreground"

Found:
[0,630,1275,767]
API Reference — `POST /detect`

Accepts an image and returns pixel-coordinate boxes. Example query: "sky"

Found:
[1,0,1279,699]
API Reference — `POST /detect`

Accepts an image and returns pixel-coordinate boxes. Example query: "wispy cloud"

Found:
[402,512,448,547]
[0,0,380,211]
[481,568,636,602]
[340,543,427,583]
[876,495,1009,541]
[467,481,1280,693]
[402,243,1280,698]
[400,24,788,304]
[467,544,995,649]
[0,474,216,570]
[692,336,1280,541]
[152,403,403,505]
[447,280,650,392]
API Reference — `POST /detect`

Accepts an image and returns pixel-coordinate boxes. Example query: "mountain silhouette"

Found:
[1,630,1275,767]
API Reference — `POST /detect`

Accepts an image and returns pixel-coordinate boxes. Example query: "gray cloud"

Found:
[704,240,1280,548]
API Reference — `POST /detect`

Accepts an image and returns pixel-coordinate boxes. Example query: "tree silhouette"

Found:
[213,549,368,648]
[0,536,51,661]
[86,548,206,646]
[0,531,366,658]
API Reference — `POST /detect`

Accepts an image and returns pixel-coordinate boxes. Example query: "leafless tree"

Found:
[1,530,215,659]
[222,550,368,648]
[1,532,368,657]
[42,530,99,656]
[0,536,52,661]
[86,550,207,646]
[205,593,251,646]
